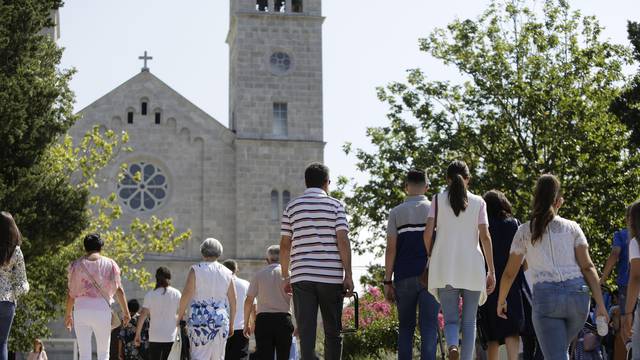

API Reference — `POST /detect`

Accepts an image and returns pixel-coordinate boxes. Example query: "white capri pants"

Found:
[73,304,112,360]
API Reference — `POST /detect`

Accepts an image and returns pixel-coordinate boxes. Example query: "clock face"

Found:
[270,52,291,75]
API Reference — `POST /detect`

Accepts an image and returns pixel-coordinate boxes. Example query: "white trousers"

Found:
[73,308,111,360]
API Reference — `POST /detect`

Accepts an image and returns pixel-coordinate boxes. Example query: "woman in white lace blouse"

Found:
[0,212,30,360]
[497,175,607,360]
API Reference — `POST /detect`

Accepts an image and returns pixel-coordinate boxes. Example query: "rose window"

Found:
[117,162,168,212]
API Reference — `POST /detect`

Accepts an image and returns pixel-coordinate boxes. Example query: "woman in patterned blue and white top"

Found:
[177,238,236,360]
[0,212,29,360]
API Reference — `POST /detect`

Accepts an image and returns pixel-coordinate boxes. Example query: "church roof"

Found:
[76,70,232,136]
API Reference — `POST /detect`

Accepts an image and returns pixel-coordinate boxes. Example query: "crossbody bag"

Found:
[78,259,123,330]
[419,194,438,288]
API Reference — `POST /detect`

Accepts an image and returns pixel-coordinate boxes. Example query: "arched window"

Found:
[271,190,279,221]
[141,101,148,115]
[126,107,135,124]
[282,190,291,210]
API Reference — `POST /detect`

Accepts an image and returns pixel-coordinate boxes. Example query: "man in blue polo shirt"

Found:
[383,169,439,360]
[601,217,630,312]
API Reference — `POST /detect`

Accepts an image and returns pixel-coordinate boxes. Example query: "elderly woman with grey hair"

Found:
[177,238,236,360]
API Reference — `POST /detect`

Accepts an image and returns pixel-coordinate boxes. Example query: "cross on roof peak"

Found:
[138,50,153,72]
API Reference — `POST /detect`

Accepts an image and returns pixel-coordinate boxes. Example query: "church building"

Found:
[67,0,324,293]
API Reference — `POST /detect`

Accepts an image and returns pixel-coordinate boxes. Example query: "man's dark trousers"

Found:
[254,313,294,360]
[292,281,343,360]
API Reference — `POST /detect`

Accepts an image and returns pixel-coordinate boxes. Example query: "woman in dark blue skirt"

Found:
[478,190,524,360]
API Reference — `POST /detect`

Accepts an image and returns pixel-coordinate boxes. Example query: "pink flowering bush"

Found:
[342,286,399,359]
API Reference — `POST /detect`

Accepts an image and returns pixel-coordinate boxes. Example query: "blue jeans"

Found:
[531,278,590,360]
[0,301,16,360]
[395,276,440,360]
[438,286,481,360]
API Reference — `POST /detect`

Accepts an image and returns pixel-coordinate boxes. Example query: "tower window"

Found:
[271,190,279,221]
[275,0,285,12]
[273,103,288,136]
[292,0,303,13]
[155,112,161,124]
[256,0,269,12]
[282,191,291,209]
[141,102,148,115]
[127,111,134,124]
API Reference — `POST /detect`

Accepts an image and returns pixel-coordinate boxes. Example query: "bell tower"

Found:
[228,0,325,258]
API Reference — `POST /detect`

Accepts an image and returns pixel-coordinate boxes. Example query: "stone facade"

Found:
[65,0,324,296]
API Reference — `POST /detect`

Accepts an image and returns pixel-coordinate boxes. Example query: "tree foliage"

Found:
[10,129,191,350]
[0,0,191,350]
[342,0,640,266]
[611,21,640,149]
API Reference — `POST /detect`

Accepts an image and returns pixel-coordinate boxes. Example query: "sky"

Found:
[58,0,639,279]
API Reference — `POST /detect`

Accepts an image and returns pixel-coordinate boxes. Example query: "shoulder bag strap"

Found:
[78,259,116,311]
[427,194,439,255]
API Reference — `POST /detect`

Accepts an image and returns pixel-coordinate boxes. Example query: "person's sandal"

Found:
[448,345,460,360]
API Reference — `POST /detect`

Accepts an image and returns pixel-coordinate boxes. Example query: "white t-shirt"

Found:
[630,238,640,299]
[233,276,250,329]
[143,286,182,343]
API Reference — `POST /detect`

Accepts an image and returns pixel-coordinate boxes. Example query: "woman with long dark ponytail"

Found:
[498,174,608,360]
[424,160,496,360]
[135,267,182,360]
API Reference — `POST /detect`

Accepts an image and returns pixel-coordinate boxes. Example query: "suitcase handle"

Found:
[341,292,359,333]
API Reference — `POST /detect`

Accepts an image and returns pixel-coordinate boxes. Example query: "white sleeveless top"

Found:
[191,261,233,302]
[428,191,488,305]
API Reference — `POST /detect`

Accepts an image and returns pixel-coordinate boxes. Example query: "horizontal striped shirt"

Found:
[281,188,348,284]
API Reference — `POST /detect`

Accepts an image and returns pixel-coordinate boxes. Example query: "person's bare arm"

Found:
[114,287,131,325]
[497,253,524,318]
[479,224,496,294]
[384,234,397,282]
[280,235,293,294]
[134,307,150,346]
[177,269,195,325]
[423,218,435,256]
[384,234,397,302]
[575,245,608,321]
[601,247,621,285]
[337,229,354,295]
[64,293,75,331]
[227,278,237,337]
[623,259,640,340]
[243,295,256,337]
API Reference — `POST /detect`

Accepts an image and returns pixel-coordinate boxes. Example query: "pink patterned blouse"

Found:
[67,256,122,308]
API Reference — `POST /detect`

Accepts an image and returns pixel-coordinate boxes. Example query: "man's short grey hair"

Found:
[266,245,280,263]
[201,238,223,258]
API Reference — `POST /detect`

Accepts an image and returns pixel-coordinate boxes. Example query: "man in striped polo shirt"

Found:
[280,163,353,360]
[384,169,439,360]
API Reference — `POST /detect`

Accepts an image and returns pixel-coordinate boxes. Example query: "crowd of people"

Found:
[2,161,640,360]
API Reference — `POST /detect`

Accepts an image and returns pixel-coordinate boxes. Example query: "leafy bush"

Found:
[342,286,398,359]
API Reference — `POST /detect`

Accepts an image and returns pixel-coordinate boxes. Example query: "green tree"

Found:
[611,21,640,149]
[342,0,640,267]
[0,0,88,255]
[9,127,191,351]
[0,0,191,349]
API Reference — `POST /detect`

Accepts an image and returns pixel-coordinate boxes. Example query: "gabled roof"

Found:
[77,70,232,136]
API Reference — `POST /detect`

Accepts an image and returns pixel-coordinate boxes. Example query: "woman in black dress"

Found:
[478,190,524,360]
